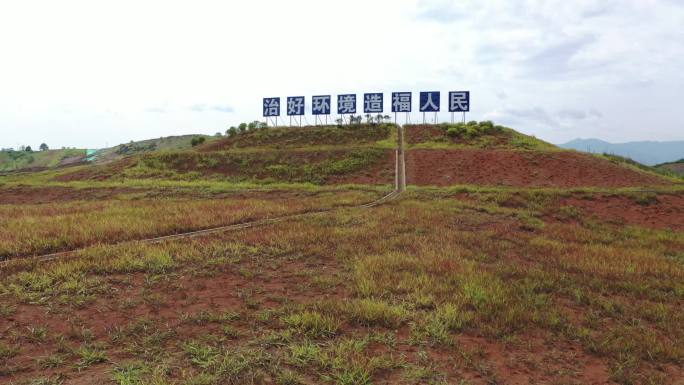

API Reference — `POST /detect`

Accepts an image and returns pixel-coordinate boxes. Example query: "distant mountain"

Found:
[558,138,684,166]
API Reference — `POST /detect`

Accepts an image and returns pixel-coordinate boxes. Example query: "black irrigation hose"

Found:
[0,128,407,270]
[0,189,402,270]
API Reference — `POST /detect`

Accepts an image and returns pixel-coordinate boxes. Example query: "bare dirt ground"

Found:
[556,193,684,231]
[0,187,139,204]
[406,149,670,187]
[0,216,632,385]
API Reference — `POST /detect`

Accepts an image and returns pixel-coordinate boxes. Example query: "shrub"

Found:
[446,126,462,138]
[191,137,206,147]
[479,120,494,130]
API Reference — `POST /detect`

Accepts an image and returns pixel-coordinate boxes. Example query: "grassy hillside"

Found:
[203,124,393,151]
[51,125,397,186]
[0,148,86,172]
[92,134,219,163]
[2,122,684,384]
[656,159,684,177]
[405,121,558,151]
[1,185,683,384]
[0,135,220,172]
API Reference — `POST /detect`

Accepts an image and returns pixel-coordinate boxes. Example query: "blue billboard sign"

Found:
[419,91,440,112]
[312,95,331,115]
[449,91,470,112]
[391,92,412,113]
[264,90,467,124]
[287,96,305,116]
[363,93,383,113]
[337,94,357,114]
[263,97,280,117]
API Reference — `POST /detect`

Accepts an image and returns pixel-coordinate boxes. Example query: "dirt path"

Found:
[0,126,406,270]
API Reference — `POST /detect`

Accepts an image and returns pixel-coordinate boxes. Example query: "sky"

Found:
[1,0,683,150]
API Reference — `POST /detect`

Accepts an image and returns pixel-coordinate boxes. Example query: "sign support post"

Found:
[337,94,357,127]
[419,92,440,125]
[312,95,331,127]
[363,92,384,126]
[263,97,281,128]
[447,91,470,125]
[286,96,305,128]
[391,92,412,127]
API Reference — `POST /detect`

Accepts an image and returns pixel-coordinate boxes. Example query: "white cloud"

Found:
[0,0,683,149]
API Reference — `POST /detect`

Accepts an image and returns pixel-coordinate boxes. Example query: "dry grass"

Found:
[1,186,683,384]
[0,189,382,260]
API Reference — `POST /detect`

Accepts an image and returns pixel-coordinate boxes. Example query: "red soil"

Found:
[53,157,136,182]
[0,227,624,385]
[558,193,684,231]
[0,186,138,204]
[406,149,671,188]
[405,124,447,144]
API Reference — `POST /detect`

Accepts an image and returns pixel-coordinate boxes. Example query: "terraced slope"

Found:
[52,125,397,185]
[405,123,672,187]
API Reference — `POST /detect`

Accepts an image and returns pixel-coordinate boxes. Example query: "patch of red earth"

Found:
[0,255,343,383]
[557,194,684,231]
[0,186,140,204]
[406,149,670,188]
[53,157,136,182]
[375,326,614,384]
[405,124,447,144]
[455,332,614,385]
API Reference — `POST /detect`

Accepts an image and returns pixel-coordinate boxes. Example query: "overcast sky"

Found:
[1,0,683,149]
